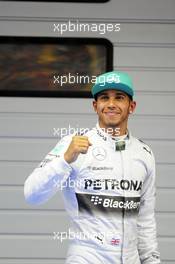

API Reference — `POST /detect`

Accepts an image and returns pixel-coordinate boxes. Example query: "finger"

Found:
[79,146,89,154]
[77,142,90,148]
[73,135,89,140]
[72,138,87,144]
[72,136,92,147]
[74,136,92,144]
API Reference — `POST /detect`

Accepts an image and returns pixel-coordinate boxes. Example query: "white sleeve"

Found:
[24,136,73,205]
[137,152,161,263]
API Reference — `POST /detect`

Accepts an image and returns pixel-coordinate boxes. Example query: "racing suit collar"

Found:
[95,122,131,149]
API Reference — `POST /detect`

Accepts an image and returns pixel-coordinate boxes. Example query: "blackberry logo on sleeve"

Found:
[76,193,140,215]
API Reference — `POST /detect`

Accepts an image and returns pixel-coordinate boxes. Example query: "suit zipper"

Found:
[120,150,125,264]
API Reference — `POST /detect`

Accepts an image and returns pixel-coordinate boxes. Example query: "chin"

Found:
[106,122,120,127]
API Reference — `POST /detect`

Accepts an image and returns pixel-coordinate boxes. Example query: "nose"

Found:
[107,97,116,108]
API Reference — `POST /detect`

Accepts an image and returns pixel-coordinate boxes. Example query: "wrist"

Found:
[64,153,72,164]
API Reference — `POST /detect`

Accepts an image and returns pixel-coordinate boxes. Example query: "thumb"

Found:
[88,140,92,146]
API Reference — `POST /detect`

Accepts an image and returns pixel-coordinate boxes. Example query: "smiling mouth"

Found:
[104,112,120,116]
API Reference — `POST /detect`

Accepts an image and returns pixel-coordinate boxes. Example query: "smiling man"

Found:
[24,71,160,264]
[93,90,135,136]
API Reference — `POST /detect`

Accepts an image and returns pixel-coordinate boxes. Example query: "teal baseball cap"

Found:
[91,71,134,99]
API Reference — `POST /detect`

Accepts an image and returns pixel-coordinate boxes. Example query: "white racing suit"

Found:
[24,123,161,264]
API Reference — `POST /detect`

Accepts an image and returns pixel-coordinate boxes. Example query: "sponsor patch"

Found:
[76,193,140,215]
[110,238,120,246]
[92,147,107,161]
[84,179,142,191]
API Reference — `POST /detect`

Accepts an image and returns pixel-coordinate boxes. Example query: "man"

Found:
[24,71,160,264]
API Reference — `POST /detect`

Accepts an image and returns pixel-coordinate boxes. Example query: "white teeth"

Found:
[106,113,117,116]
[106,112,118,114]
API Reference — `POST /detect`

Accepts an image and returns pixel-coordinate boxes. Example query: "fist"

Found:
[64,136,92,164]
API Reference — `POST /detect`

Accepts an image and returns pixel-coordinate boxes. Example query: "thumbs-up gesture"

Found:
[64,136,92,164]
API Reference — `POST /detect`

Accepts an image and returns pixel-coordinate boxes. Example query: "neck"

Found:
[98,122,127,137]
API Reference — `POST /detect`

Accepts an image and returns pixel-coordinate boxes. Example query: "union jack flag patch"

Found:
[110,238,120,246]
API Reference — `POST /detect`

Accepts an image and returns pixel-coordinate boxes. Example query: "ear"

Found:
[129,100,136,114]
[92,100,97,112]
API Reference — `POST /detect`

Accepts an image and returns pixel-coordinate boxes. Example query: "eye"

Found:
[116,95,125,100]
[99,95,108,100]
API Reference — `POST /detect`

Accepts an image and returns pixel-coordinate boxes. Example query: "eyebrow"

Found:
[98,91,126,96]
